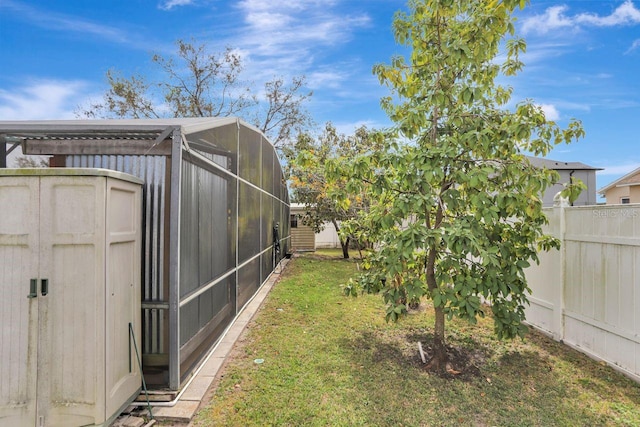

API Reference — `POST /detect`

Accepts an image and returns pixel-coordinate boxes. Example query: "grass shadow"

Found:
[342,327,495,382]
[522,329,640,397]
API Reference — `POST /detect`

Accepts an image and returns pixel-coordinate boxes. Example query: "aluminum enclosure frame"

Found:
[0,118,291,391]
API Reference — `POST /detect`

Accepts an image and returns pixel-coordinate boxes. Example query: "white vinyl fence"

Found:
[316,221,341,249]
[525,203,640,383]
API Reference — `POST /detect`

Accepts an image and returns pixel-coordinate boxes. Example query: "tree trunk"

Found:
[332,219,350,259]
[425,304,448,372]
[425,244,449,373]
[340,236,350,259]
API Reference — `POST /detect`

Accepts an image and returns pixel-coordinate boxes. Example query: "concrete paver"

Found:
[200,355,225,376]
[179,375,215,402]
[111,415,146,427]
[151,401,200,423]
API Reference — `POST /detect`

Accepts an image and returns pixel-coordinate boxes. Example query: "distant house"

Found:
[289,203,342,250]
[316,222,341,249]
[597,167,640,205]
[290,203,316,251]
[526,156,602,207]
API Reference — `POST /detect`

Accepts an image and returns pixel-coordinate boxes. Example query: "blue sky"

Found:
[0,0,639,192]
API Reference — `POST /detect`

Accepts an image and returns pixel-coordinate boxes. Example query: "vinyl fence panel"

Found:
[525,205,640,383]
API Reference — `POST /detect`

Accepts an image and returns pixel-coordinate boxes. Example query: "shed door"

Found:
[0,176,106,427]
[37,176,106,427]
[0,177,40,426]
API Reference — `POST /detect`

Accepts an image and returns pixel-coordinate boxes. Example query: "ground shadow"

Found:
[341,327,494,381]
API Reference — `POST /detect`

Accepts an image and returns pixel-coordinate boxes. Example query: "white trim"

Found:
[598,166,640,194]
[615,183,640,188]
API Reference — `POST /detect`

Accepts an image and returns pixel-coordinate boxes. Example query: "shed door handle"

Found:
[41,279,48,296]
[28,279,37,299]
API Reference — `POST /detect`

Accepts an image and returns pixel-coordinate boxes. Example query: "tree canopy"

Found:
[329,0,585,373]
[286,123,382,259]
[79,39,313,147]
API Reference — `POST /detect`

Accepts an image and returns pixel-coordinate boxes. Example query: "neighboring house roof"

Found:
[597,167,640,195]
[526,156,602,171]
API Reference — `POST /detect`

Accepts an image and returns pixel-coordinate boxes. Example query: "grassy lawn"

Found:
[192,251,640,426]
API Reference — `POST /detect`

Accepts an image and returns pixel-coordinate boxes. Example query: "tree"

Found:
[79,39,313,147]
[286,122,381,259]
[329,0,584,373]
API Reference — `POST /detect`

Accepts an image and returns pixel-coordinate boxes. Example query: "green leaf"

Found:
[433,292,442,307]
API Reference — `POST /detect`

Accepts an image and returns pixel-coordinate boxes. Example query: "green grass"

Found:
[192,252,640,426]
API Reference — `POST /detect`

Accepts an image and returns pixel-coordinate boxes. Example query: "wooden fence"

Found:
[525,204,640,383]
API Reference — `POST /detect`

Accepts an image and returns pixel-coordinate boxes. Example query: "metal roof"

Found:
[0,117,271,158]
[0,117,243,142]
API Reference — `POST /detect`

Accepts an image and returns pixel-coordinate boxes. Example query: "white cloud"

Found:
[539,104,560,121]
[334,119,387,135]
[234,1,371,60]
[158,0,195,11]
[1,0,130,43]
[596,163,640,176]
[554,101,591,112]
[575,1,640,27]
[522,1,640,35]
[244,11,293,29]
[0,80,90,120]
[238,0,339,13]
[626,39,640,53]
[207,0,374,102]
[519,42,571,66]
[522,6,574,35]
[307,71,348,90]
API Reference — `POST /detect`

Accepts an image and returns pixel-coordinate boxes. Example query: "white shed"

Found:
[0,168,143,427]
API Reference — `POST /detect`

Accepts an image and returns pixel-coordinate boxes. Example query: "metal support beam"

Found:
[23,139,172,156]
[168,127,183,391]
[0,142,6,168]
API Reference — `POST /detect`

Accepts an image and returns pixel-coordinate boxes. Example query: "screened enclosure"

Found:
[0,118,291,390]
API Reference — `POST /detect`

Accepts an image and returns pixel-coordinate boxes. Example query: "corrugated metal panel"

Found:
[66,155,168,359]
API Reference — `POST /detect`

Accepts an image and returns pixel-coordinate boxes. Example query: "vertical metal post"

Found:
[0,141,6,168]
[235,119,240,314]
[168,127,182,390]
[259,136,263,285]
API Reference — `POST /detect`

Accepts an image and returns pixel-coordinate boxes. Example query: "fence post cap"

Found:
[553,192,569,207]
